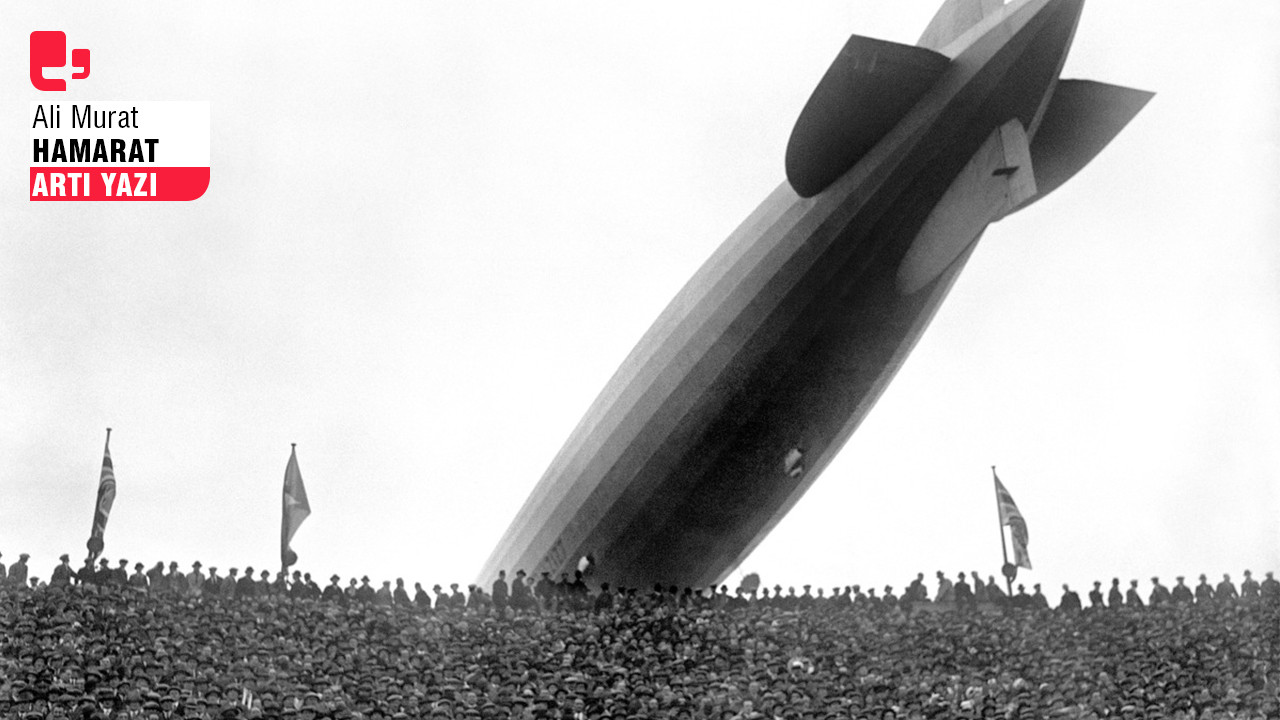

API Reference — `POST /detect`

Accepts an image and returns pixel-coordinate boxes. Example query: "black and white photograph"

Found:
[4,1,1279,718]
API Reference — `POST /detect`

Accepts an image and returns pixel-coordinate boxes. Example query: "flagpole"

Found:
[992,465,1013,596]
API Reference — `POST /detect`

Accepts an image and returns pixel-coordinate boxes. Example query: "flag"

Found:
[87,428,116,560]
[993,471,1032,569]
[281,444,311,568]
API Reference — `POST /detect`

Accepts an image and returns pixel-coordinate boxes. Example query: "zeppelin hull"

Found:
[478,0,1148,588]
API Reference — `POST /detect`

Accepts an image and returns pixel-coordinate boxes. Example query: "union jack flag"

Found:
[87,429,116,560]
[993,471,1031,569]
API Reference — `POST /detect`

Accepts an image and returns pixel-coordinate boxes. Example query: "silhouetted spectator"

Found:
[130,562,149,591]
[237,566,258,598]
[1241,569,1260,601]
[1108,578,1124,608]
[1195,573,1215,603]
[1125,579,1144,608]
[1216,573,1238,603]
[1171,575,1193,604]
[50,554,74,587]
[1149,576,1171,606]
[1059,584,1081,612]
[10,553,30,586]
[492,569,509,612]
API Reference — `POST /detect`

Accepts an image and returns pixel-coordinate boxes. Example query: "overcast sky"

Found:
[2,2,1277,598]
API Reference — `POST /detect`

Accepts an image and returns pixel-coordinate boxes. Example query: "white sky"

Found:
[2,2,1277,598]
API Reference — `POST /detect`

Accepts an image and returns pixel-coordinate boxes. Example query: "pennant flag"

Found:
[281,444,311,568]
[87,428,116,560]
[993,471,1032,569]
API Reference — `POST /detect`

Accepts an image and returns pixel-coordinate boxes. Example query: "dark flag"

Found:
[86,428,116,561]
[993,471,1032,569]
[281,444,311,568]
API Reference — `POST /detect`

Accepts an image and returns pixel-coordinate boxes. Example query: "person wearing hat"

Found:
[1024,579,1044,607]
[303,572,320,599]
[1124,580,1144,608]
[188,561,206,598]
[9,552,30,586]
[491,570,509,613]
[93,557,114,585]
[1148,577,1171,606]
[238,567,258,598]
[1171,576,1192,604]
[1240,569,1260,601]
[50,554,74,587]
[414,582,432,612]
[953,573,974,613]
[375,580,394,606]
[593,582,615,612]
[535,571,555,611]
[1194,573,1214,603]
[432,584,448,611]
[1215,573,1238,603]
[222,568,240,599]
[355,577,375,604]
[78,557,99,585]
[1261,570,1280,601]
[1107,578,1124,608]
[448,582,465,609]
[797,584,814,609]
[322,575,345,604]
[289,570,307,599]
[113,558,130,586]
[510,570,531,612]
[1085,576,1105,604]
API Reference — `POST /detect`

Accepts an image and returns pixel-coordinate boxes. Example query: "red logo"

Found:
[30,31,90,91]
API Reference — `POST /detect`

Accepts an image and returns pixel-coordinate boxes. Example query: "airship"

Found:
[479,0,1151,588]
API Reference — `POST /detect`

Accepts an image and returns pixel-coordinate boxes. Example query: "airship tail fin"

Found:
[918,0,1006,51]
[1009,79,1154,213]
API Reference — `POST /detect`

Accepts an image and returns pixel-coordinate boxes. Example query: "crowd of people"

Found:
[1,551,1277,720]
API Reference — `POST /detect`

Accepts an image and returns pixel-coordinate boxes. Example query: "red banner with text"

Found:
[30,166,209,201]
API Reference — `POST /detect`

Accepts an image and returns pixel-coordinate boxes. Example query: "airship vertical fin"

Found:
[896,118,1035,295]
[917,0,1006,52]
[1010,79,1155,213]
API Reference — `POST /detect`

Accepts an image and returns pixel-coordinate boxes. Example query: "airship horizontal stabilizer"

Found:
[1012,79,1155,212]
[786,35,950,198]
